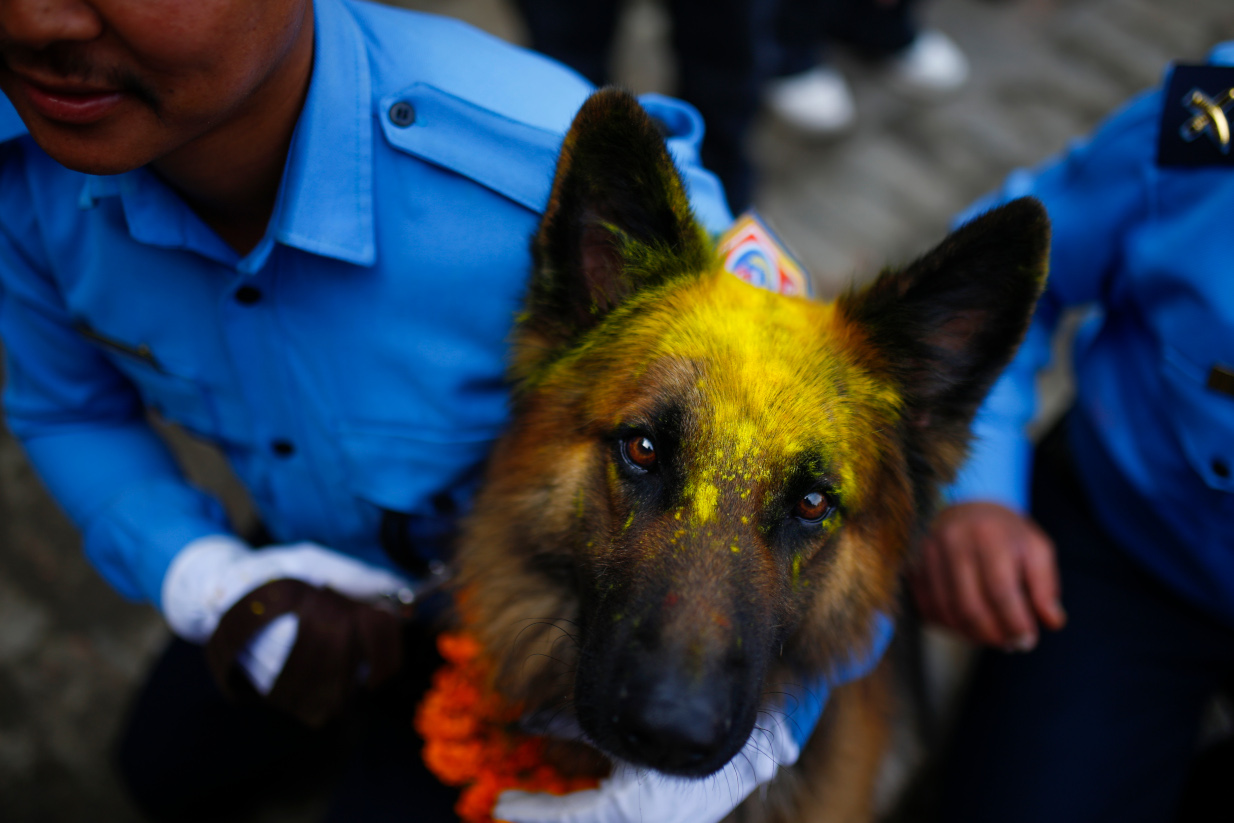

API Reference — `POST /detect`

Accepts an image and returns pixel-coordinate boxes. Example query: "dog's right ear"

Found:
[514,88,712,380]
[838,197,1049,493]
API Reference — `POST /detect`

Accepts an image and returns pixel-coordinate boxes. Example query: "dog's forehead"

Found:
[599,270,899,421]
[582,271,904,513]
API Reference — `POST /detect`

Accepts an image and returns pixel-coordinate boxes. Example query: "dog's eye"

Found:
[794,491,834,524]
[621,435,658,472]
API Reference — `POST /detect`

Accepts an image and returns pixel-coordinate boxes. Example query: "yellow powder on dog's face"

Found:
[634,271,895,519]
[534,262,904,551]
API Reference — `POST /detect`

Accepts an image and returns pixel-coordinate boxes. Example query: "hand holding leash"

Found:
[161,536,413,725]
[912,502,1066,650]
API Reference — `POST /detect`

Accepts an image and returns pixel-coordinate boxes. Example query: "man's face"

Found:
[0,0,313,175]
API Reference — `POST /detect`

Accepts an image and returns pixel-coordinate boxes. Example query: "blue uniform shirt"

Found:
[0,0,732,606]
[950,42,1234,627]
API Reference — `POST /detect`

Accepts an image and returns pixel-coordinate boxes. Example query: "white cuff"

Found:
[161,534,254,643]
[160,536,413,690]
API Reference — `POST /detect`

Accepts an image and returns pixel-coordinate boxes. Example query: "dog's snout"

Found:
[617,672,732,773]
[575,568,775,776]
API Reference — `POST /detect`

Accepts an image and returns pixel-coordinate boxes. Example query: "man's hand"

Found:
[162,536,414,725]
[911,502,1067,650]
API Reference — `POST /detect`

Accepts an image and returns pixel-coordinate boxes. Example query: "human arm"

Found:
[0,153,412,721]
[909,90,1161,647]
[0,157,230,604]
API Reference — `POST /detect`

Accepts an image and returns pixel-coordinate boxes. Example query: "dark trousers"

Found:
[775,0,921,76]
[116,624,459,822]
[516,0,778,214]
[937,418,1234,822]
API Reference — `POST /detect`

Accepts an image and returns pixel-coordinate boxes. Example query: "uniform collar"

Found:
[267,0,375,268]
[78,0,376,271]
[0,93,27,143]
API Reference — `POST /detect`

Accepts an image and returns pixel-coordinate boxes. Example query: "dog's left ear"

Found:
[839,197,1050,477]
[516,88,712,376]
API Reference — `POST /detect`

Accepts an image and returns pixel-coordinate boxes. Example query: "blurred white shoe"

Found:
[764,66,856,135]
[884,30,969,98]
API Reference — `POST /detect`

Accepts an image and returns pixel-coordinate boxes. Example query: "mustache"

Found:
[1,42,162,115]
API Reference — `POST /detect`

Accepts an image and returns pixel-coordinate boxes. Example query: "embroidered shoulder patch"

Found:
[1157,63,1234,168]
[716,212,814,298]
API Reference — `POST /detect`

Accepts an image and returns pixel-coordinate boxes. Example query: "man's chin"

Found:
[34,142,149,176]
[19,115,160,176]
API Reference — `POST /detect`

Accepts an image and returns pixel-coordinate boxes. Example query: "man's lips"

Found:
[9,71,127,125]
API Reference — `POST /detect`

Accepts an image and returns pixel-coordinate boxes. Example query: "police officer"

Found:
[0,0,736,818]
[911,42,1234,823]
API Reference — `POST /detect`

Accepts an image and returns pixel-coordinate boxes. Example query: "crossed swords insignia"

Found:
[1181,86,1234,154]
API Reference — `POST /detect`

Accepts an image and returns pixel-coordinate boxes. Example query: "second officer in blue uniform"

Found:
[912,43,1234,822]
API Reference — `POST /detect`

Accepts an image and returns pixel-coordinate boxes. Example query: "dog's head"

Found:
[458,89,1047,777]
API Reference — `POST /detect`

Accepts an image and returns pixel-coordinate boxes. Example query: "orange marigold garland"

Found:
[415,631,604,823]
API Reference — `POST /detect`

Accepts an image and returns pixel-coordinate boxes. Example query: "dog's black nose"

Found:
[617,676,731,773]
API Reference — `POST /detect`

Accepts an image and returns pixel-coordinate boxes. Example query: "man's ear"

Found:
[515,87,711,376]
[839,197,1050,479]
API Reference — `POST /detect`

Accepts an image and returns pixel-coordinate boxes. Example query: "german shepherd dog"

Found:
[454,89,1048,821]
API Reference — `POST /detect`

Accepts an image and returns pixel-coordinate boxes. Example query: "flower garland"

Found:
[415,631,605,823]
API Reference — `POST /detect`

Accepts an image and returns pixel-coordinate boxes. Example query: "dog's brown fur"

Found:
[452,88,1048,821]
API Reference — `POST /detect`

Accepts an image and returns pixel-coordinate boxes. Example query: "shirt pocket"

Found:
[334,426,495,515]
[77,323,219,439]
[333,427,495,570]
[1159,341,1234,493]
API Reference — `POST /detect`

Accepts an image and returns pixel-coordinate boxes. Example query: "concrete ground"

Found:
[2,0,1232,820]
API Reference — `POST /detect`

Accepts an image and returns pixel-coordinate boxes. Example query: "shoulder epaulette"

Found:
[1157,62,1234,168]
[378,83,565,213]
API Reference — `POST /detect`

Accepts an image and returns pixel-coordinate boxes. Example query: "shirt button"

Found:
[271,439,296,458]
[235,285,262,305]
[388,100,416,127]
[1213,458,1230,479]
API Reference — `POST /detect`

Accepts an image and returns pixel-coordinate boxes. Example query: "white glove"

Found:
[161,534,412,693]
[494,703,800,823]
